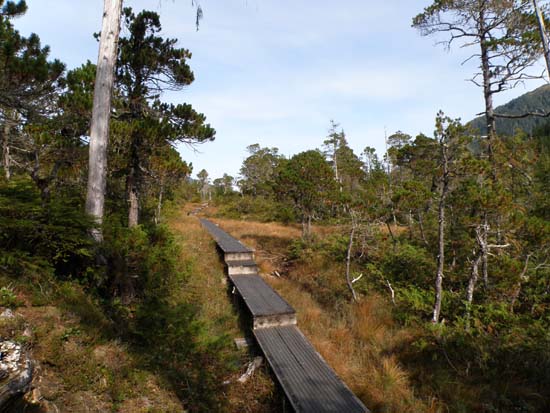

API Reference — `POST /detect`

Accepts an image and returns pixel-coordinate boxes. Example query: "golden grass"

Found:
[194,215,442,413]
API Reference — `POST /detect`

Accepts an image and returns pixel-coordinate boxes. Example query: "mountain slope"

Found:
[469,84,550,135]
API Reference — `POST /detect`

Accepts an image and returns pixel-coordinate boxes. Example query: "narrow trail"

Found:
[200,218,369,413]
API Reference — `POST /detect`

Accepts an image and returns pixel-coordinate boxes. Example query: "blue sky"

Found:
[17,1,547,180]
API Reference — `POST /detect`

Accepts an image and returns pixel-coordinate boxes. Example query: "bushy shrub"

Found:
[382,243,435,286]
[0,177,95,280]
[105,224,235,411]
[216,195,295,223]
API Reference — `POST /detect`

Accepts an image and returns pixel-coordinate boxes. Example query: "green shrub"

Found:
[216,195,295,223]
[0,285,23,308]
[0,178,95,280]
[382,243,436,286]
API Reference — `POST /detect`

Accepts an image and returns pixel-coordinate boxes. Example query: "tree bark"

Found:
[155,179,164,225]
[481,216,489,289]
[85,0,123,241]
[127,171,139,228]
[533,0,550,81]
[301,214,313,240]
[408,209,414,240]
[433,139,449,324]
[345,212,358,302]
[510,254,532,311]
[2,119,11,180]
[479,11,496,162]
[418,212,429,246]
[466,239,483,326]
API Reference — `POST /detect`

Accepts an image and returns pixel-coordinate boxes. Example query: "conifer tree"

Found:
[0,0,64,181]
[115,8,215,226]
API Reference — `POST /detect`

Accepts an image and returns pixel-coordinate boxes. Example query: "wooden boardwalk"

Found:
[200,219,369,413]
[255,326,367,413]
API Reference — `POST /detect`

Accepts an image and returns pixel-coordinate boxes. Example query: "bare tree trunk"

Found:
[85,0,123,242]
[466,230,484,326]
[479,13,496,163]
[533,0,550,81]
[155,180,164,225]
[333,140,340,185]
[510,254,532,311]
[345,211,358,302]
[385,221,396,246]
[433,136,449,324]
[418,212,429,246]
[481,215,489,289]
[127,171,139,228]
[408,209,414,240]
[2,119,11,180]
[301,214,313,240]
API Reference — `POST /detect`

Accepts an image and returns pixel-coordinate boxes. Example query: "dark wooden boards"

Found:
[200,218,252,253]
[229,273,295,318]
[254,326,369,413]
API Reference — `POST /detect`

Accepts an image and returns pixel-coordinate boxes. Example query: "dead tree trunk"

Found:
[465,229,484,325]
[127,171,139,228]
[466,224,509,321]
[433,138,449,324]
[85,0,123,241]
[481,215,489,289]
[155,179,164,225]
[2,120,11,180]
[345,210,359,302]
[417,211,429,246]
[510,254,532,311]
[533,0,550,80]
[408,210,414,240]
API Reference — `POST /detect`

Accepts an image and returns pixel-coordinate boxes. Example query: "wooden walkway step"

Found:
[200,218,253,258]
[229,274,296,329]
[255,325,368,413]
[227,260,258,275]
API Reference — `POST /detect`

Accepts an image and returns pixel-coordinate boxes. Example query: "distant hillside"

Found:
[469,84,550,135]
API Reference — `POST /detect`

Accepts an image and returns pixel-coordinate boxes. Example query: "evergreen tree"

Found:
[0,0,64,181]
[275,150,336,239]
[238,144,282,197]
[114,8,215,227]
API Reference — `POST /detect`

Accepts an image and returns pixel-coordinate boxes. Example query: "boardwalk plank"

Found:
[255,326,369,413]
[200,218,252,253]
[229,274,295,317]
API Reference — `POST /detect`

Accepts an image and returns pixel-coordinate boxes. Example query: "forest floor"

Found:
[0,278,185,413]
